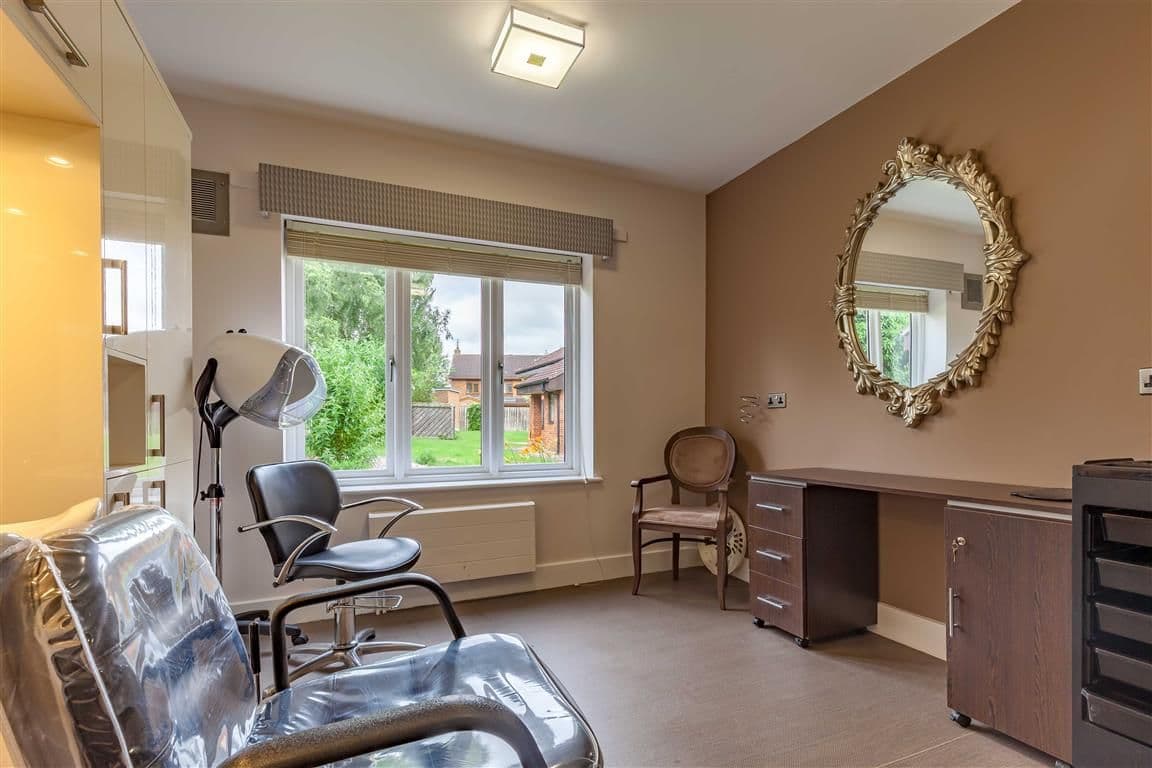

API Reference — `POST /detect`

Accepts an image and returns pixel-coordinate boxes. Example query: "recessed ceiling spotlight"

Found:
[5,207,27,216]
[45,155,72,168]
[491,7,585,89]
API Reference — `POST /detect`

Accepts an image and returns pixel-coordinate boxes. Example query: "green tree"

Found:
[302,263,452,467]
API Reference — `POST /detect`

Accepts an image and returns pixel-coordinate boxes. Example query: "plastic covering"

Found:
[0,508,257,767]
[0,508,600,768]
[249,633,600,768]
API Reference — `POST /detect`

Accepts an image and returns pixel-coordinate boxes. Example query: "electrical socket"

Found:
[1140,368,1152,396]
[764,392,787,409]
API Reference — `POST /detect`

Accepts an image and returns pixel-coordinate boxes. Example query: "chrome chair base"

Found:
[285,594,422,684]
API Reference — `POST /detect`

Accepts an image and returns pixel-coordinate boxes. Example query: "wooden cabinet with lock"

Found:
[945,502,1073,763]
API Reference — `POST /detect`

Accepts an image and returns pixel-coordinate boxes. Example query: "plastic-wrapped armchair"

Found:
[0,508,601,768]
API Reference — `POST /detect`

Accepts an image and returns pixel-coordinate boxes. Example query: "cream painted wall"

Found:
[179,96,706,606]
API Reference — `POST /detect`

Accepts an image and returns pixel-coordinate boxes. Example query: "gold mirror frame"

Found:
[834,138,1029,427]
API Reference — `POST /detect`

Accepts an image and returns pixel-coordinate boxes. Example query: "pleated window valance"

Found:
[285,221,582,285]
[856,250,964,292]
[259,163,613,260]
[856,285,930,313]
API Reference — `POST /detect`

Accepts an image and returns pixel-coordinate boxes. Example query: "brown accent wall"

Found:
[706,0,1151,619]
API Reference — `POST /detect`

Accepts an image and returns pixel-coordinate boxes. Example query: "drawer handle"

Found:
[23,0,90,67]
[144,479,166,508]
[757,595,787,610]
[755,548,787,561]
[755,503,787,512]
[102,259,128,335]
[148,394,166,458]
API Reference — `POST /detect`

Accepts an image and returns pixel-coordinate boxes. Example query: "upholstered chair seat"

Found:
[638,506,722,529]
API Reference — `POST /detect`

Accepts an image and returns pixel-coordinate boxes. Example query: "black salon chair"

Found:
[244,460,425,679]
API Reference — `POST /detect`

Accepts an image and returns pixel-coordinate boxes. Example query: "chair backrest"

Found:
[664,426,737,494]
[0,508,257,768]
[246,460,342,566]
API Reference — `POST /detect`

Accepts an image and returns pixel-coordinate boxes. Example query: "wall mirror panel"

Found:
[834,138,1028,427]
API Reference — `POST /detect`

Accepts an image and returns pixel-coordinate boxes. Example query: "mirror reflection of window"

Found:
[855,178,985,385]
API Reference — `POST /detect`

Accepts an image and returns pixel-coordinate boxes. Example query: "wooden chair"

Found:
[631,426,737,609]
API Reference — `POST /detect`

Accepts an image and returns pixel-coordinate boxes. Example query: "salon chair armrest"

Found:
[340,496,423,537]
[238,516,339,588]
[268,572,465,693]
[219,695,547,768]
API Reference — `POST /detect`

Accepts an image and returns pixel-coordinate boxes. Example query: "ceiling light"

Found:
[491,7,584,89]
[5,207,26,216]
[45,155,72,168]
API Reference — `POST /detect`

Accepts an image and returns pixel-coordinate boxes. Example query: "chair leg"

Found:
[672,533,680,580]
[631,523,643,596]
[716,528,728,610]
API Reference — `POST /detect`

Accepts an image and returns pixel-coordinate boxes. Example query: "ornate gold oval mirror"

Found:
[834,138,1028,427]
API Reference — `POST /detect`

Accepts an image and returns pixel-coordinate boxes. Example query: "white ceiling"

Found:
[883,179,984,234]
[126,1,1014,192]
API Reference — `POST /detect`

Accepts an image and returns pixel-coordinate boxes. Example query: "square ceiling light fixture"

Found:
[491,7,585,88]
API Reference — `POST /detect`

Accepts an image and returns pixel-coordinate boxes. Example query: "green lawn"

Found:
[410,430,556,467]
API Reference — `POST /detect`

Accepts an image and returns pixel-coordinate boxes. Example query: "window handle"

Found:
[388,356,395,383]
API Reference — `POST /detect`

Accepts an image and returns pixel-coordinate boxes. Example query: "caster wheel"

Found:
[753,617,766,628]
[950,711,972,728]
[794,637,810,648]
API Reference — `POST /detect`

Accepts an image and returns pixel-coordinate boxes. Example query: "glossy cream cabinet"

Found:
[0,114,104,522]
[0,0,192,529]
[100,0,194,528]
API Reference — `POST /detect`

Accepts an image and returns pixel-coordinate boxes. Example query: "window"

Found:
[854,309,925,387]
[285,221,582,485]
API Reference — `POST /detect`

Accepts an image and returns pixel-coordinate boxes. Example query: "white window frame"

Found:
[282,218,585,488]
[861,308,926,387]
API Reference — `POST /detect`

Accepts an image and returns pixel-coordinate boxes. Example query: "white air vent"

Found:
[962,272,984,310]
[191,169,229,236]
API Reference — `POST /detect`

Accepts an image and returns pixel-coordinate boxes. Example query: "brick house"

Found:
[438,346,537,430]
[512,348,564,456]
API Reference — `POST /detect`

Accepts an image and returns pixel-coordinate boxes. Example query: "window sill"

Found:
[340,473,603,498]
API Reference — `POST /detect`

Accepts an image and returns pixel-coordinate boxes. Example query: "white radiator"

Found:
[368,501,536,583]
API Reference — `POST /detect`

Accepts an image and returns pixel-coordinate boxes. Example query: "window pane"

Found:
[503,281,565,465]
[302,259,388,470]
[879,310,912,387]
[853,311,868,350]
[412,272,481,468]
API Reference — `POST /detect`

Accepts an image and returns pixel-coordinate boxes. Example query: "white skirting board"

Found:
[231,544,703,624]
[868,602,947,660]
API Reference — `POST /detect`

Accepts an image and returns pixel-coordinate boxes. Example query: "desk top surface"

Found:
[749,467,1073,516]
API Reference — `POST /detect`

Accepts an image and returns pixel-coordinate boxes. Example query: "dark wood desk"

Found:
[746,467,1072,763]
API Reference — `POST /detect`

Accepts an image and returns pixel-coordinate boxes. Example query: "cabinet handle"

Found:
[102,259,128,335]
[109,491,131,513]
[23,0,90,67]
[144,479,166,509]
[755,548,786,561]
[755,503,786,512]
[948,587,961,638]
[148,394,166,458]
[757,596,786,610]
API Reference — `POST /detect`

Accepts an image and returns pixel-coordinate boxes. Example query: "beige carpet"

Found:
[297,567,1051,768]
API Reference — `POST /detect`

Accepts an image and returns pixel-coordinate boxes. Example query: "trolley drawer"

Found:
[748,481,804,537]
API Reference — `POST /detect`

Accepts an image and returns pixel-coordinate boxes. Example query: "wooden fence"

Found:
[504,404,530,433]
[412,404,454,438]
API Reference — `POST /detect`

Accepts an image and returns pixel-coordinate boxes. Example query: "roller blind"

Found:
[856,286,929,313]
[284,221,582,285]
[856,251,964,292]
[260,163,613,260]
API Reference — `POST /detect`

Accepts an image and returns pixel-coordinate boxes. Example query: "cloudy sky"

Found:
[430,275,563,358]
